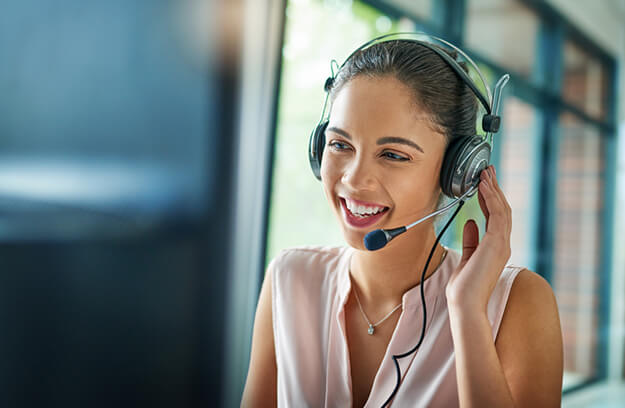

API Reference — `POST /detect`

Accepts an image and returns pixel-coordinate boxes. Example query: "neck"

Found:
[349,223,446,313]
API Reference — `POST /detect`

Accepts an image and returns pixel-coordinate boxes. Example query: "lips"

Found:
[339,197,389,228]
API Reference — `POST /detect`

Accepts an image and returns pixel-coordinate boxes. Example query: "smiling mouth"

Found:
[342,198,389,217]
[339,197,390,228]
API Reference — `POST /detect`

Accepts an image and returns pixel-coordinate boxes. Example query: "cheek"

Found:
[391,166,442,206]
[396,164,439,188]
[319,155,339,197]
[320,152,342,181]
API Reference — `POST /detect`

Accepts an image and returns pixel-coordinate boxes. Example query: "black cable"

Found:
[381,199,466,407]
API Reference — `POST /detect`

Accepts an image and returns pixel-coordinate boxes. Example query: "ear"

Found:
[461,219,479,263]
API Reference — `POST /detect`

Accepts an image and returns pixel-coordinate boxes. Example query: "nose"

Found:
[341,154,376,191]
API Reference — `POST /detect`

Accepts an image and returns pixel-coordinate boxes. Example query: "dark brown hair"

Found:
[328,39,478,148]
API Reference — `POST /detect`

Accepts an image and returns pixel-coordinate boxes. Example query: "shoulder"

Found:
[512,268,555,297]
[490,266,559,337]
[494,267,563,406]
[504,267,559,319]
[485,264,559,342]
[268,244,350,278]
[502,267,561,342]
[268,244,351,295]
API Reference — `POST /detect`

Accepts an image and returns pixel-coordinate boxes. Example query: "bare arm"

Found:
[241,265,278,408]
[449,269,563,407]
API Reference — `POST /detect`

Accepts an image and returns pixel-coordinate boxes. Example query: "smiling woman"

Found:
[242,35,563,408]
[320,75,447,249]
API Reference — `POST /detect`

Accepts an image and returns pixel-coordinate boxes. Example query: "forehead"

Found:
[329,75,444,146]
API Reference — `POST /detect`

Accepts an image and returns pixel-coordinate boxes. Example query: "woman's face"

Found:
[320,75,447,250]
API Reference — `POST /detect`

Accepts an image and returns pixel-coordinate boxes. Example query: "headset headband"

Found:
[324,32,509,134]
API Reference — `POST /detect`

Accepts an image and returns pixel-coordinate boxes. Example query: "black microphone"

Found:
[363,185,478,251]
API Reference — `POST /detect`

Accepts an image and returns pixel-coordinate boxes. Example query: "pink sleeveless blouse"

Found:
[270,244,524,407]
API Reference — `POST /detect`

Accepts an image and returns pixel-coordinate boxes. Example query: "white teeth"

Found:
[344,198,386,216]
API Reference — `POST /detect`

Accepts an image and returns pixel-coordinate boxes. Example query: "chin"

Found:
[341,228,368,251]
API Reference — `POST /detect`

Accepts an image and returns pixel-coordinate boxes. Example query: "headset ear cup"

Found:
[440,136,491,198]
[440,137,469,197]
[308,120,328,181]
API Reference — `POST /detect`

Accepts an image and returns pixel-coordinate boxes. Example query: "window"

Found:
[465,0,540,81]
[553,113,606,388]
[498,97,540,270]
[391,0,433,21]
[562,41,609,121]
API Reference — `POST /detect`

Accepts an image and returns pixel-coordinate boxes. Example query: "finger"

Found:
[490,168,512,239]
[479,167,507,236]
[461,219,479,263]
[486,166,506,210]
[488,166,512,235]
[477,173,489,229]
[489,166,508,209]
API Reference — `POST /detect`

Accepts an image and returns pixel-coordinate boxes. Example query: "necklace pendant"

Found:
[368,324,374,335]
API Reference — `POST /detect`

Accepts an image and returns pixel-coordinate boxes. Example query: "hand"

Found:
[445,165,512,314]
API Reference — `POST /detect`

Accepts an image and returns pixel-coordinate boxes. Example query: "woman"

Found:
[242,38,563,407]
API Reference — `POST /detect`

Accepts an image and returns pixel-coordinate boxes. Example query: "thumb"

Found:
[461,219,479,263]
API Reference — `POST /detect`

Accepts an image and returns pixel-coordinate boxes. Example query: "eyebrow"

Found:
[326,126,425,154]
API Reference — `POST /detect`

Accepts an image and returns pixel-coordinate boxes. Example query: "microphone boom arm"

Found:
[364,179,480,251]
[405,183,478,230]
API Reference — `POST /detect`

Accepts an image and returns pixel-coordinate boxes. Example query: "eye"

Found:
[328,141,351,151]
[382,151,409,161]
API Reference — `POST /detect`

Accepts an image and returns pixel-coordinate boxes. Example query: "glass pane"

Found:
[391,0,433,22]
[266,0,410,266]
[497,97,539,270]
[562,41,609,121]
[553,113,605,388]
[465,0,539,80]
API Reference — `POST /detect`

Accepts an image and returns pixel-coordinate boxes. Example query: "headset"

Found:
[308,32,509,199]
[309,32,510,251]
[307,32,510,406]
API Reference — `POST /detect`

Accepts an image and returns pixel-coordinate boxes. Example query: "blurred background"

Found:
[0,0,623,407]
